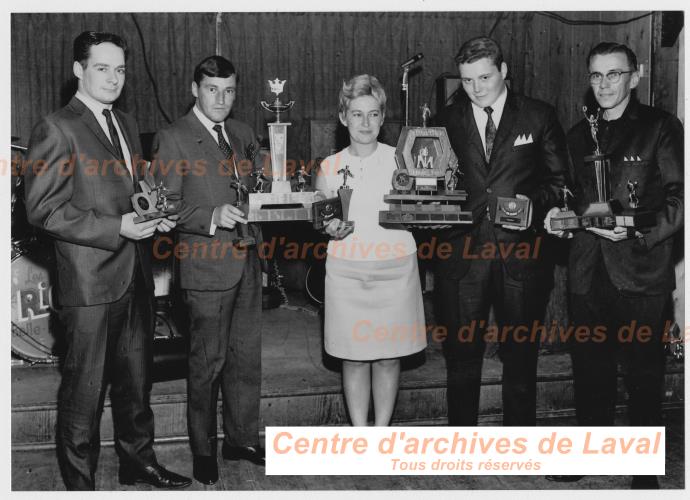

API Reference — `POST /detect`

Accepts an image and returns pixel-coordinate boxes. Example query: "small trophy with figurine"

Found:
[230,173,256,247]
[379,103,472,226]
[131,175,181,223]
[312,164,354,231]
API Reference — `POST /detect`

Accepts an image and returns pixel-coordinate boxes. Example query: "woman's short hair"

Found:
[338,74,386,116]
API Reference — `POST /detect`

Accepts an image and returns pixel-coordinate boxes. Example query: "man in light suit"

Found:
[23,31,190,490]
[435,36,568,426]
[545,42,683,489]
[152,55,263,485]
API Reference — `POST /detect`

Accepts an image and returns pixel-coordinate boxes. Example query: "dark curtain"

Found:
[12,12,507,160]
[12,11,653,161]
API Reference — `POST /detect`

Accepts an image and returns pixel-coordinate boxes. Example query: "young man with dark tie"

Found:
[23,30,190,490]
[434,36,568,427]
[152,55,264,485]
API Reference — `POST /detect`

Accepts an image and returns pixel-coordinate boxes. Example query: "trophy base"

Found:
[247,191,325,222]
[549,203,656,231]
[380,191,473,225]
[233,236,257,248]
[494,196,532,229]
[133,210,178,224]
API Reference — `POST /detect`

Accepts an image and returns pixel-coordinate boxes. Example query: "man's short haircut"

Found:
[338,74,387,116]
[587,42,638,70]
[454,36,504,69]
[73,31,128,67]
[193,56,236,85]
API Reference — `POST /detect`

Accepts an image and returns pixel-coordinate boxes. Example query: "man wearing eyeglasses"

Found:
[545,42,683,489]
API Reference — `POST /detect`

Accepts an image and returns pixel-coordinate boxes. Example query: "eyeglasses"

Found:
[589,70,635,85]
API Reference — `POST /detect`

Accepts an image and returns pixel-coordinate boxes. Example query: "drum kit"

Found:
[10,140,185,369]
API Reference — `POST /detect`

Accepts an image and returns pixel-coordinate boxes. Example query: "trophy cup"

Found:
[550,107,655,232]
[312,164,354,231]
[131,175,181,223]
[379,103,472,225]
[247,78,324,222]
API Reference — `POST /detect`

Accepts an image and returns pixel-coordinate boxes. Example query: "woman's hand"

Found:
[324,218,354,240]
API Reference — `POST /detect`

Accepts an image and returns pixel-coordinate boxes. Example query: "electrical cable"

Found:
[130,13,173,124]
[536,11,653,26]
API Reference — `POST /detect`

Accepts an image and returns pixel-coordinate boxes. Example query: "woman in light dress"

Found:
[314,74,426,426]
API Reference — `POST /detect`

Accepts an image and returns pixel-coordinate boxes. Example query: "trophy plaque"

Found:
[494,196,533,229]
[131,175,180,223]
[312,165,354,231]
[550,107,655,232]
[248,78,323,222]
[379,104,472,225]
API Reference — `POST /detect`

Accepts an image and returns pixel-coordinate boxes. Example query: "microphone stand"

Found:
[402,67,410,126]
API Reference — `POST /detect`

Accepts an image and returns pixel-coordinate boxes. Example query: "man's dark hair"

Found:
[193,56,236,85]
[73,31,128,67]
[455,36,504,69]
[587,42,638,70]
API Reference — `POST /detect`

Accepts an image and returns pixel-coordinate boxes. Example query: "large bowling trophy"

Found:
[131,173,181,223]
[379,104,472,225]
[246,78,325,222]
[550,106,655,232]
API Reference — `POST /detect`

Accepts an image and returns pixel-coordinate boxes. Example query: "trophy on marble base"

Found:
[379,103,472,226]
[131,175,181,223]
[550,107,655,232]
[247,78,324,222]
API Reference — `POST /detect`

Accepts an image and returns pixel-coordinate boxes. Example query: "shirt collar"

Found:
[193,104,224,136]
[75,90,112,117]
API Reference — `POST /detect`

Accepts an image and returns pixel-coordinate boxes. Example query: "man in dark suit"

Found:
[152,55,263,485]
[545,42,683,489]
[435,36,567,426]
[23,31,190,490]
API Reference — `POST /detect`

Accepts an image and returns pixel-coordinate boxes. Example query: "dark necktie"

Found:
[213,124,234,161]
[484,106,496,162]
[102,109,125,160]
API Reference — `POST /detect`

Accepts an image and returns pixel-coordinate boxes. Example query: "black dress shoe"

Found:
[631,475,659,489]
[193,455,219,485]
[119,463,191,489]
[222,442,265,466]
[545,475,584,482]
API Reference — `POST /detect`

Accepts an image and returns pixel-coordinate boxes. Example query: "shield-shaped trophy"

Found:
[379,103,472,225]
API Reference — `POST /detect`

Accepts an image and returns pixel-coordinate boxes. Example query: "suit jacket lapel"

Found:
[187,111,230,170]
[490,91,518,160]
[461,99,486,164]
[70,96,134,192]
[114,108,138,183]
[70,97,120,158]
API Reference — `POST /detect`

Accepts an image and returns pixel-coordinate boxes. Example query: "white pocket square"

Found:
[513,133,534,146]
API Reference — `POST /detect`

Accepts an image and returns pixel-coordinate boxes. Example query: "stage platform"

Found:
[11,292,685,450]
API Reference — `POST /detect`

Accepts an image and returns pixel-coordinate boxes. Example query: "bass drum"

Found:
[11,240,60,363]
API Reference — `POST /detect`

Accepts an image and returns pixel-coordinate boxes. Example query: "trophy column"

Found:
[246,78,325,222]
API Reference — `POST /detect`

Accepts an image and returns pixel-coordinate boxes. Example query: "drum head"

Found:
[11,244,60,363]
